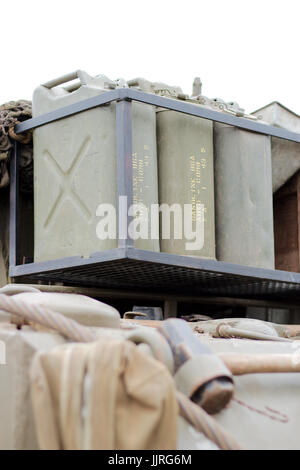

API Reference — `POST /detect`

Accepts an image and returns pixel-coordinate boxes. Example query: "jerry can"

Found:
[214,122,274,268]
[204,97,275,269]
[33,71,159,262]
[157,106,215,258]
[128,79,216,259]
[252,101,300,193]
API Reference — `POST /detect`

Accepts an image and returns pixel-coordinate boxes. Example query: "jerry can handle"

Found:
[42,70,89,89]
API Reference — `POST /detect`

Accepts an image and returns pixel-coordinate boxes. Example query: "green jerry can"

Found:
[128,78,216,259]
[201,94,274,269]
[252,101,300,193]
[32,71,159,262]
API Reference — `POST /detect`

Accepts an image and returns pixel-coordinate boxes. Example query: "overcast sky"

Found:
[1,0,299,115]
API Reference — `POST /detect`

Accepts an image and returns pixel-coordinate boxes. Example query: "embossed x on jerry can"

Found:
[33,71,159,262]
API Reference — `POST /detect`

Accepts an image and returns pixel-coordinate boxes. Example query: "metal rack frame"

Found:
[9,88,300,300]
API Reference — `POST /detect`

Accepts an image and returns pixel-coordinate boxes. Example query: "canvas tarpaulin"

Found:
[30,338,178,450]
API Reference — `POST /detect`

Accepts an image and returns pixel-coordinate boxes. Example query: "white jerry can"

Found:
[252,101,300,193]
[128,79,216,259]
[33,71,159,262]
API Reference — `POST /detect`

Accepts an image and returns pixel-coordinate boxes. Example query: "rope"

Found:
[176,392,243,450]
[0,100,33,193]
[8,125,32,144]
[217,323,292,343]
[0,293,242,450]
[0,294,97,343]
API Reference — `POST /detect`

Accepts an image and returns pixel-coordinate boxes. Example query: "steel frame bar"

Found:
[15,89,300,143]
[26,283,300,310]
[9,141,19,267]
[116,99,134,248]
[9,243,300,291]
[9,88,300,300]
[15,89,123,134]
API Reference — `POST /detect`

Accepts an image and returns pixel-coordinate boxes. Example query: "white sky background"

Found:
[1,0,299,115]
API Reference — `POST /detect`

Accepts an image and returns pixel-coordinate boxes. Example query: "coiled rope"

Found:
[0,293,242,450]
[0,294,97,342]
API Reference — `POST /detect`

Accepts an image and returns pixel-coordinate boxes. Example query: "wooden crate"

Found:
[274,170,300,272]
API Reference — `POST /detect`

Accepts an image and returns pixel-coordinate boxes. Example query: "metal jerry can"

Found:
[252,101,300,193]
[207,98,274,269]
[128,78,216,259]
[33,71,159,262]
[157,105,215,258]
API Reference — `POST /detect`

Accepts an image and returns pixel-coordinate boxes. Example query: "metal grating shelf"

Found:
[10,248,300,301]
[10,88,300,304]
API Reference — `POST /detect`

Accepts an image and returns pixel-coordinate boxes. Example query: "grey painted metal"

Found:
[15,89,124,133]
[9,245,300,284]
[7,249,300,300]
[125,248,300,283]
[9,88,300,301]
[9,142,19,268]
[9,248,127,277]
[116,100,134,248]
[21,284,300,309]
[15,89,300,144]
